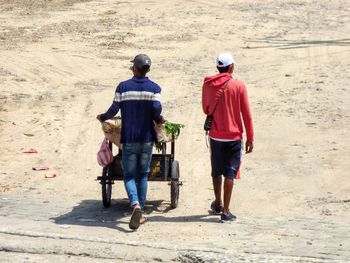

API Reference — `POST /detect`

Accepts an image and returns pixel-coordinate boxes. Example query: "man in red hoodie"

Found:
[202,52,254,222]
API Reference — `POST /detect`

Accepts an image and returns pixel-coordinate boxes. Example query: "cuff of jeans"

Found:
[130,201,140,207]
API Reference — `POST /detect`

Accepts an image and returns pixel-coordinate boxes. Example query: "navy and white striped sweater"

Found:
[100,76,163,144]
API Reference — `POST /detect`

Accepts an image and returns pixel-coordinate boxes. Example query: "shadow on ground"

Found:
[52,199,167,233]
[52,199,219,232]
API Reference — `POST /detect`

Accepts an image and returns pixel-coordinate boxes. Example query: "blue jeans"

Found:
[122,142,153,210]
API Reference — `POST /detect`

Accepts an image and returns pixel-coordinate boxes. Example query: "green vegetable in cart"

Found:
[155,121,184,152]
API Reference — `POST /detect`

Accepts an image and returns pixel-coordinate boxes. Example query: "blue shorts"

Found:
[210,139,242,179]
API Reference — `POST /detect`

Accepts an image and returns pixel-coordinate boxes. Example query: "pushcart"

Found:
[97,139,181,209]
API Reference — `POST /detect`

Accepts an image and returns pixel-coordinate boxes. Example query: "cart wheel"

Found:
[102,166,112,208]
[170,160,180,208]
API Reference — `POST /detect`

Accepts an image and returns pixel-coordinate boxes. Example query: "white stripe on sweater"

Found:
[114,91,161,102]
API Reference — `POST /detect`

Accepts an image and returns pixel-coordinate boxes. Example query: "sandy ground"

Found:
[0,0,350,262]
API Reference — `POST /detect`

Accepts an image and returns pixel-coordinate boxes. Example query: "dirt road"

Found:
[1,0,349,262]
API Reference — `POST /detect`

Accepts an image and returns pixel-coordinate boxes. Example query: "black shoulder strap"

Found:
[211,79,231,115]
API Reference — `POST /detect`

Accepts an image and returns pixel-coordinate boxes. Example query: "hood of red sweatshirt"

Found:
[203,73,231,89]
[202,73,232,115]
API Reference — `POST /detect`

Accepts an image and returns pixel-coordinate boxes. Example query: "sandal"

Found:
[129,208,142,230]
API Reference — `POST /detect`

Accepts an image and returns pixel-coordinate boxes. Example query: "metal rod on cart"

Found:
[162,142,166,155]
[171,134,175,160]
[161,142,167,179]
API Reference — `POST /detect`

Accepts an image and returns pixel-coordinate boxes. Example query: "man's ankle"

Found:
[215,200,222,206]
[132,204,141,211]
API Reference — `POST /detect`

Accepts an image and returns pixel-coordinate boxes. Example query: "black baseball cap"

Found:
[130,54,151,70]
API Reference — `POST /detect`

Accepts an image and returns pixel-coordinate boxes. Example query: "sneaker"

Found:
[210,201,223,214]
[220,212,237,222]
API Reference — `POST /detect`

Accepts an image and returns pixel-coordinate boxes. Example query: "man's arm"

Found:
[240,83,254,153]
[202,84,208,115]
[152,86,165,124]
[96,86,121,122]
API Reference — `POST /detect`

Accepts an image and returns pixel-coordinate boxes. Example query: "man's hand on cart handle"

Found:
[96,114,103,122]
[155,118,166,128]
[156,115,166,125]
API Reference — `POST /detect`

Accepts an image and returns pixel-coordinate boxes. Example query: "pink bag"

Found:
[97,138,113,167]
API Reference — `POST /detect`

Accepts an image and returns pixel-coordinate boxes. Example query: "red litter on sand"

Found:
[32,166,49,171]
[23,148,38,153]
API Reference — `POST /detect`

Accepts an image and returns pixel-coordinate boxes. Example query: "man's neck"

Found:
[133,72,147,77]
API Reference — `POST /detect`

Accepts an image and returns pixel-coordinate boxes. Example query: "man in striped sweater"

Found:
[97,54,164,230]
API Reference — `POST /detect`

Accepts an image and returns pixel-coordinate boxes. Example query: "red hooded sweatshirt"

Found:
[202,73,254,142]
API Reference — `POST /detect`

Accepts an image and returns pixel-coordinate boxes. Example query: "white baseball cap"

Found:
[216,52,236,67]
